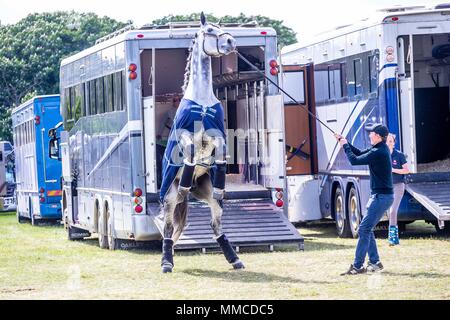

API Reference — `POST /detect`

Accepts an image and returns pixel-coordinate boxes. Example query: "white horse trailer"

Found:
[281,4,450,237]
[0,141,15,211]
[56,22,303,250]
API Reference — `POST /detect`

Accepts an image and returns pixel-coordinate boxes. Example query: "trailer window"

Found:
[328,63,343,100]
[282,71,305,104]
[368,55,379,94]
[96,78,105,114]
[353,58,363,96]
[88,80,96,115]
[314,66,329,104]
[73,84,83,122]
[105,74,114,113]
[114,72,122,111]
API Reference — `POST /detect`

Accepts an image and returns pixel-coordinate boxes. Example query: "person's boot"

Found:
[388,225,396,246]
[394,225,400,245]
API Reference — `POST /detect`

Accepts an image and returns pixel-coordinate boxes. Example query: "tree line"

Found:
[0,11,297,142]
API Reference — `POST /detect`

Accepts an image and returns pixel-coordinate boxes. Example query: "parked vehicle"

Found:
[12,95,63,224]
[0,141,16,211]
[51,22,303,250]
[281,4,450,236]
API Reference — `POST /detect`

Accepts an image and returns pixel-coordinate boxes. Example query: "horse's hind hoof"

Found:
[162,263,173,273]
[232,260,245,270]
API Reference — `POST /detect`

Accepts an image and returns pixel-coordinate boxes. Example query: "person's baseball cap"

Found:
[364,123,389,138]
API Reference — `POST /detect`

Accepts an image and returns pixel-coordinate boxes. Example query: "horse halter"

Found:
[201,30,234,57]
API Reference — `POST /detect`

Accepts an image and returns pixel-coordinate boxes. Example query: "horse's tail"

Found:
[172,198,188,244]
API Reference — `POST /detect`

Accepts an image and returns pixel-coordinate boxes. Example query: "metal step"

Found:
[406,181,450,221]
[149,198,303,250]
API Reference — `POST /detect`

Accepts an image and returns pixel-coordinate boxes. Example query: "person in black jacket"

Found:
[335,124,394,275]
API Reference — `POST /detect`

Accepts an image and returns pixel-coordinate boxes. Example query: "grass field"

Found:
[0,211,448,300]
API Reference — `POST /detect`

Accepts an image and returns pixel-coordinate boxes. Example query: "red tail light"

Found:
[270,68,278,76]
[40,197,45,203]
[133,188,144,213]
[129,72,137,80]
[269,60,278,68]
[134,188,143,197]
[35,116,41,125]
[128,64,137,72]
[39,188,45,193]
[276,199,283,208]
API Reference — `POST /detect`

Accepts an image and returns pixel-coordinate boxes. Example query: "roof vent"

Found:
[377,5,426,13]
[95,24,135,44]
[435,3,450,9]
[335,24,352,30]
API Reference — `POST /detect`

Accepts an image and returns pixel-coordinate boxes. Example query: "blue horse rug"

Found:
[159,98,226,202]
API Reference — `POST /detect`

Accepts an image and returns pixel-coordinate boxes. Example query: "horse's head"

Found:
[197,12,236,57]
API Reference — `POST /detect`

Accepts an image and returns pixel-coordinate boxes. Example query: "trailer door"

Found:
[260,93,285,189]
[398,36,418,173]
[281,64,317,175]
[141,49,158,193]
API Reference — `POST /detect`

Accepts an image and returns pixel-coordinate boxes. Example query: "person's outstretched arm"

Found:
[343,143,376,165]
[334,133,371,156]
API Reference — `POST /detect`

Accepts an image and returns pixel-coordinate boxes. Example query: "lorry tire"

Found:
[98,210,108,249]
[347,186,361,239]
[107,207,118,250]
[334,186,352,238]
[17,211,26,224]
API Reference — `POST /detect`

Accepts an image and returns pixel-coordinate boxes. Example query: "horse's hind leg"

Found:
[192,175,244,270]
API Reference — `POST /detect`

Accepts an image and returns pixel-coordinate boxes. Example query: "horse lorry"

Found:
[50,22,303,250]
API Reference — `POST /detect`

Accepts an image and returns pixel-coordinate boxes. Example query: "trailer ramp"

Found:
[406,173,450,222]
[151,193,303,251]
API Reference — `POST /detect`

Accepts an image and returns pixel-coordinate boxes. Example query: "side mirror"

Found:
[49,137,60,160]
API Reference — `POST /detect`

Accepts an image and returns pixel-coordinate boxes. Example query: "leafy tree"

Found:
[151,13,297,48]
[0,12,127,141]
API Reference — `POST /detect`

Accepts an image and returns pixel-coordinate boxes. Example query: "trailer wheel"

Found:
[29,198,38,226]
[98,209,108,249]
[17,211,26,224]
[334,186,352,238]
[107,207,118,250]
[30,213,38,226]
[347,186,361,239]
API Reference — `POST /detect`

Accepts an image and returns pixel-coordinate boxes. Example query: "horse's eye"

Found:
[207,28,213,33]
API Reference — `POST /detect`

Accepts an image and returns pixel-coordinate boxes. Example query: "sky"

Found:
[0,0,444,42]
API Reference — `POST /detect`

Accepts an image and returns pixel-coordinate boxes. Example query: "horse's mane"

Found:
[182,38,195,93]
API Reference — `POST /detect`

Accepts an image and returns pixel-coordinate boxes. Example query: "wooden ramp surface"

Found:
[164,198,304,250]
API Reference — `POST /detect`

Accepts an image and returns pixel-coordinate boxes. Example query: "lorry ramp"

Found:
[151,194,304,251]
[406,173,450,222]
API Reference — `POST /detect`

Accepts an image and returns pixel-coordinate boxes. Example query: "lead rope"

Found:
[235,50,337,136]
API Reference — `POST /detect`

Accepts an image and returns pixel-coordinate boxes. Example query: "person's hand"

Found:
[334,133,343,141]
[339,138,348,146]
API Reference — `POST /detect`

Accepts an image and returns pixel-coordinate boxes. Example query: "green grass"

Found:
[0,211,449,299]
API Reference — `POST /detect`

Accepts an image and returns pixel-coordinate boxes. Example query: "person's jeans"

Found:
[354,193,394,269]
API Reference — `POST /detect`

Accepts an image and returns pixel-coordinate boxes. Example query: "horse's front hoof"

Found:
[232,260,245,270]
[162,263,174,273]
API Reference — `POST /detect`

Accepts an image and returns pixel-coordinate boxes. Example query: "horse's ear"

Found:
[200,12,206,26]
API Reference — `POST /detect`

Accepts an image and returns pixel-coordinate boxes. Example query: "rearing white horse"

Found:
[159,13,244,273]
